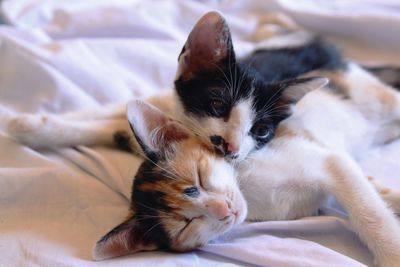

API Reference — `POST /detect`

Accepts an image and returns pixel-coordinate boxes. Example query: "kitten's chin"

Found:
[226,154,247,166]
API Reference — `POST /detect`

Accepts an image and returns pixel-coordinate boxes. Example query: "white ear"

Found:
[281,77,329,102]
[176,11,235,81]
[126,100,189,159]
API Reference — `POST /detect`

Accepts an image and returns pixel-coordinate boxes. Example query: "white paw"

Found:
[7,115,48,134]
[6,115,51,147]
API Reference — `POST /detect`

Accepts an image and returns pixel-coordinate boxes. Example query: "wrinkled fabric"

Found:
[0,0,399,266]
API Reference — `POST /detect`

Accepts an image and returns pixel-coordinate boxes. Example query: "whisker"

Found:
[141,221,164,239]
[136,201,172,216]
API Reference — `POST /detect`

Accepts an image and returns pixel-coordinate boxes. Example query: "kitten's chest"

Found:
[237,143,326,221]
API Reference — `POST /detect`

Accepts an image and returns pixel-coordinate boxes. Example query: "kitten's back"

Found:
[241,38,345,83]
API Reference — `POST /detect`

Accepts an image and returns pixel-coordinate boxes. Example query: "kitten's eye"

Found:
[183,186,200,198]
[250,123,270,138]
[211,99,228,116]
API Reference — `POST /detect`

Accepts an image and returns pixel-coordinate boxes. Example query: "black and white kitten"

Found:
[7,12,329,162]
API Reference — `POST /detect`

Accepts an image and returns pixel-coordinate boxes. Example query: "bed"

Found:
[0,0,399,266]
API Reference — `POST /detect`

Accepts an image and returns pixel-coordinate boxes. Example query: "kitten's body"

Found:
[240,62,400,222]
[7,12,400,267]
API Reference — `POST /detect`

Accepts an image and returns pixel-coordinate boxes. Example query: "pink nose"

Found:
[205,199,232,220]
[226,143,238,155]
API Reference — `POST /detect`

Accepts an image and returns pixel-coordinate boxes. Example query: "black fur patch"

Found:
[129,160,175,249]
[175,65,256,118]
[241,38,345,83]
[113,130,133,152]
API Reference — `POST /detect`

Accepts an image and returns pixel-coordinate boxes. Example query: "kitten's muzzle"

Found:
[209,135,239,158]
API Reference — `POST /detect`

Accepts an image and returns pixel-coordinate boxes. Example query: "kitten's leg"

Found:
[363,65,400,90]
[340,64,400,120]
[324,154,400,267]
[7,114,133,149]
[53,91,175,121]
[305,63,400,118]
[61,103,125,120]
[307,64,400,144]
[368,176,400,215]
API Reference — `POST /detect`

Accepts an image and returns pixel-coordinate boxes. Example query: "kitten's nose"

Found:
[205,199,232,220]
[225,143,238,155]
[209,135,239,157]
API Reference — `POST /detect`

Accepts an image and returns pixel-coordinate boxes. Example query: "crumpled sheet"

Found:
[0,0,399,266]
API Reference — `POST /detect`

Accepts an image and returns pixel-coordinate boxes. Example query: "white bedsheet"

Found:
[0,0,400,266]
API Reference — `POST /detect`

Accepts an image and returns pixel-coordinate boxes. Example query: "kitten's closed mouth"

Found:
[219,210,239,221]
[213,147,239,160]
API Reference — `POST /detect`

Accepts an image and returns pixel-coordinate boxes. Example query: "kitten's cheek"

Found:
[235,138,254,161]
[236,197,248,224]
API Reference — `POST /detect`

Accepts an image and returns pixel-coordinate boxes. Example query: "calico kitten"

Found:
[92,100,248,259]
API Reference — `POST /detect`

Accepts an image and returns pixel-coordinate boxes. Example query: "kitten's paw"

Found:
[368,176,392,195]
[368,176,400,214]
[377,255,400,267]
[7,115,50,147]
[8,115,48,134]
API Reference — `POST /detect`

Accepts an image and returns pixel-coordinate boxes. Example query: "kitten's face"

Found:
[131,139,247,251]
[174,12,324,161]
[93,100,247,260]
[175,63,284,162]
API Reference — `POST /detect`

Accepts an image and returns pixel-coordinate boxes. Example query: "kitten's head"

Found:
[93,100,247,260]
[174,11,327,161]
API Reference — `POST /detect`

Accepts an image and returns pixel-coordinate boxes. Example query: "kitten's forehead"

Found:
[133,138,215,199]
[175,64,257,118]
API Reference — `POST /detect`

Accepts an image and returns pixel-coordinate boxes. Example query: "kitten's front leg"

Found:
[60,103,125,120]
[7,114,131,149]
[324,155,400,267]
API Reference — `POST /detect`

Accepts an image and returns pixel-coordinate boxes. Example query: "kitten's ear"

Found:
[126,100,189,160]
[280,77,329,103]
[92,217,157,260]
[176,11,235,81]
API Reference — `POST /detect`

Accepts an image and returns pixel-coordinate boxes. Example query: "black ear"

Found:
[92,216,157,261]
[126,100,189,161]
[279,77,329,103]
[176,11,235,81]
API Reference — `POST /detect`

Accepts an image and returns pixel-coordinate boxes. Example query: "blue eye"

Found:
[183,186,200,198]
